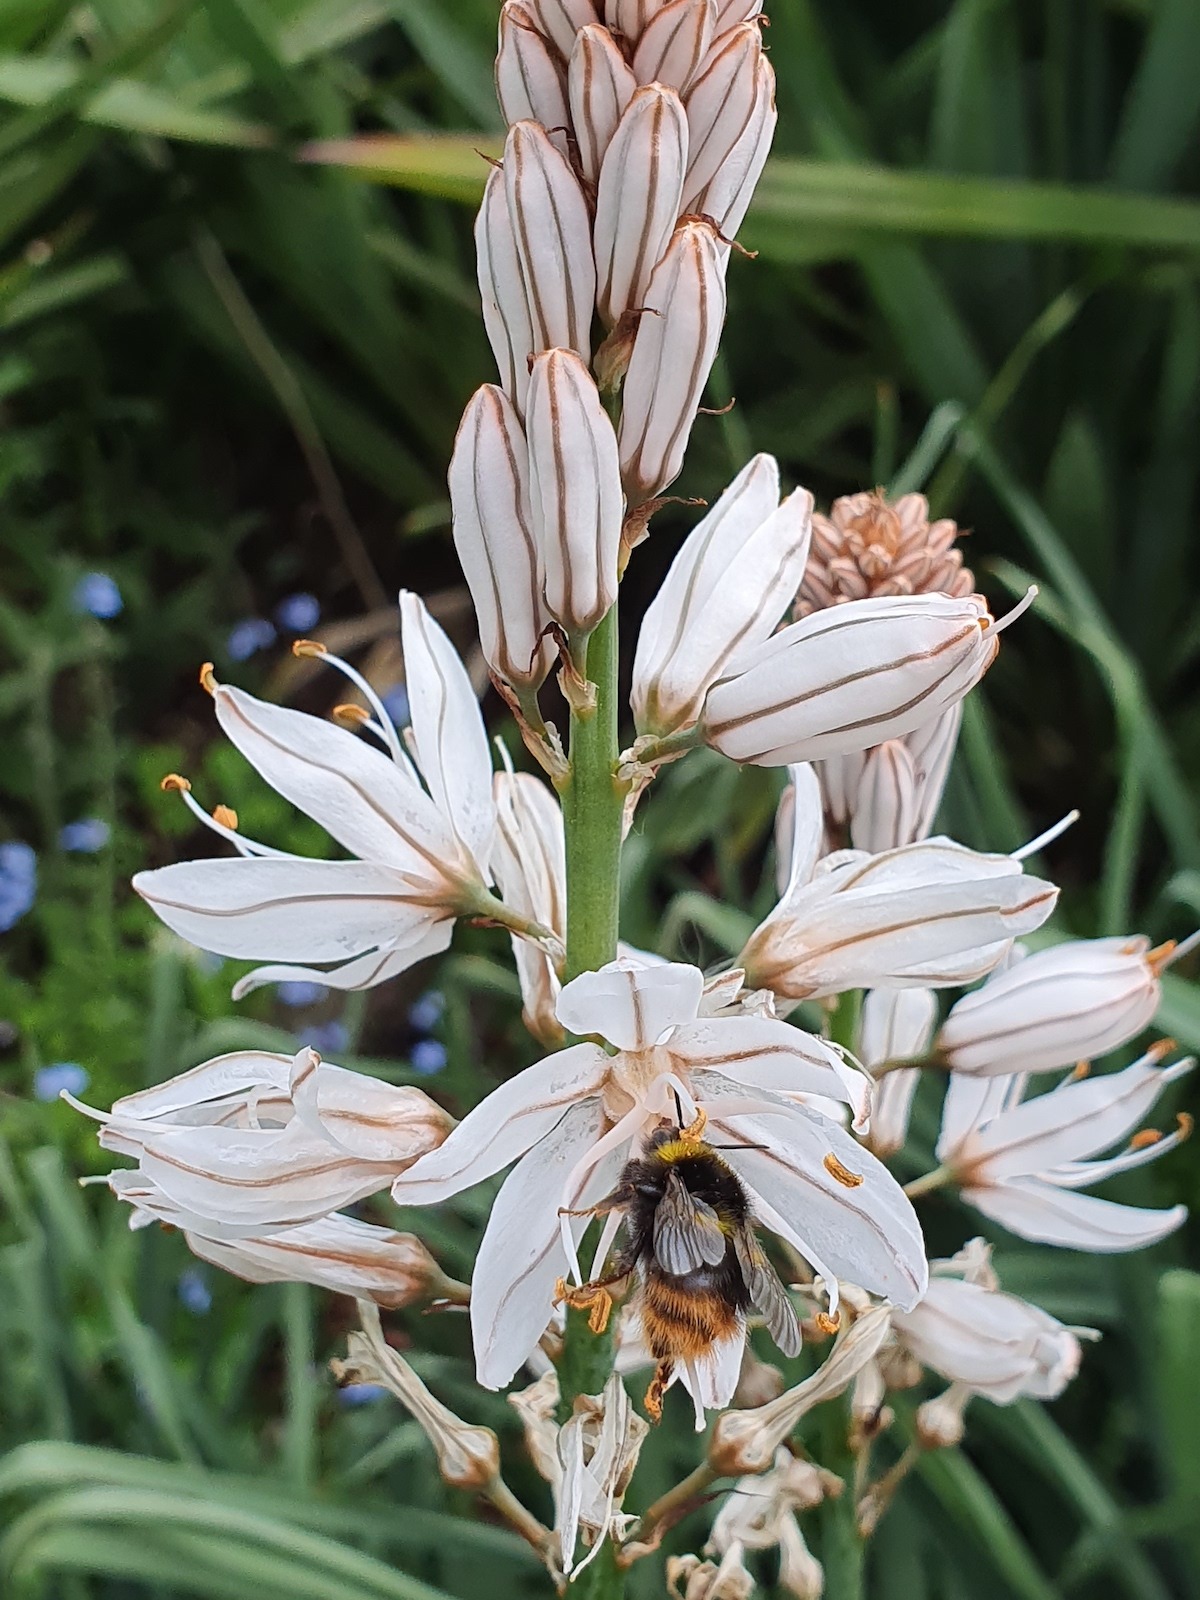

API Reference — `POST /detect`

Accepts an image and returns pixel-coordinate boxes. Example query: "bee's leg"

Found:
[643,1361,673,1422]
[553,1279,615,1334]
[557,1181,631,1221]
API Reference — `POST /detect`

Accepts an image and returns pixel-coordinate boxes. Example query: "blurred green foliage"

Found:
[2,0,1200,1595]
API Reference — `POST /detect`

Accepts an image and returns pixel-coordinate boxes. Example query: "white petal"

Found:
[859,987,937,1070]
[937,937,1159,1077]
[496,3,570,129]
[850,741,919,853]
[677,1325,746,1429]
[524,0,600,60]
[936,1072,1019,1162]
[688,54,775,236]
[619,218,727,505]
[504,120,596,362]
[111,1050,290,1123]
[476,165,535,409]
[134,858,444,963]
[186,1213,438,1306]
[778,764,824,901]
[969,1053,1191,1180]
[291,1057,452,1164]
[965,1176,1187,1253]
[676,1018,861,1111]
[230,922,453,1000]
[594,84,688,328]
[632,456,814,736]
[681,21,763,210]
[526,348,623,638]
[390,1044,609,1205]
[715,0,762,21]
[449,386,553,690]
[400,591,496,875]
[212,684,454,871]
[568,23,637,182]
[472,1100,621,1389]
[632,0,714,91]
[557,959,704,1049]
[706,1099,928,1310]
[703,593,1000,767]
[905,703,962,840]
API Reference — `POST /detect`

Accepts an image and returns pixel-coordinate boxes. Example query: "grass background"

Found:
[2,0,1200,1595]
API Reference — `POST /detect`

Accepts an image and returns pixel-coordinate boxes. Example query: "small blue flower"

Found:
[227,618,277,662]
[381,684,410,727]
[34,1062,89,1102]
[274,592,321,633]
[72,572,123,619]
[277,979,328,1008]
[0,841,37,931]
[338,1382,388,1407]
[411,1038,447,1076]
[299,1020,349,1055]
[60,817,110,853]
[408,990,445,1033]
[178,1268,213,1316]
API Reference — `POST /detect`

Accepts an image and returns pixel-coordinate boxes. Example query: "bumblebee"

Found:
[559,1111,802,1420]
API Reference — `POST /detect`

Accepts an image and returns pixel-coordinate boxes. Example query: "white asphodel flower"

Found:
[739,765,1057,1004]
[936,1043,1193,1249]
[390,959,927,1410]
[135,592,526,997]
[71,1046,452,1236]
[935,934,1182,1077]
[700,589,1035,767]
[630,453,814,740]
[491,764,567,1047]
[891,1239,1089,1405]
[858,987,938,1158]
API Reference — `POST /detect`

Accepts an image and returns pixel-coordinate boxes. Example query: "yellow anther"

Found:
[160,773,191,793]
[1130,1129,1162,1150]
[814,1311,841,1336]
[292,638,327,658]
[1148,1037,1178,1062]
[333,703,371,728]
[823,1152,864,1189]
[1148,941,1177,974]
[212,805,238,830]
[198,662,217,695]
[1071,1061,1090,1080]
[1179,1112,1194,1141]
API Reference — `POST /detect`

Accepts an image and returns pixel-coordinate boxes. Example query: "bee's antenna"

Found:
[673,1087,685,1130]
[707,1142,771,1152]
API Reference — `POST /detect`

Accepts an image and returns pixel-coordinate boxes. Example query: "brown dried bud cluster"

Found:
[793,490,974,618]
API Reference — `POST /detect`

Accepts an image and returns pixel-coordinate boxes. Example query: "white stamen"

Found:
[990,584,1038,635]
[1160,928,1200,969]
[308,646,409,769]
[174,785,292,860]
[1011,809,1079,861]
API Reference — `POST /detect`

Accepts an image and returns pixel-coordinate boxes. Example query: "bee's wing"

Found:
[653,1171,728,1276]
[733,1226,803,1358]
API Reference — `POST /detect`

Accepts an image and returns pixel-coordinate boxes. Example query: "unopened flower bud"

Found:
[716,0,763,21]
[605,0,653,44]
[916,1385,968,1450]
[504,121,596,364]
[850,740,918,853]
[526,349,623,641]
[701,591,1032,767]
[335,1302,500,1488]
[733,1343,786,1408]
[778,1517,824,1600]
[594,84,688,327]
[936,936,1163,1077]
[688,54,776,237]
[682,22,764,211]
[449,384,553,691]
[569,24,637,181]
[668,1550,756,1600]
[619,217,727,504]
[709,1307,892,1476]
[858,987,937,1158]
[476,166,536,409]
[524,0,601,60]
[632,453,812,736]
[496,3,570,131]
[632,0,715,92]
[796,491,974,618]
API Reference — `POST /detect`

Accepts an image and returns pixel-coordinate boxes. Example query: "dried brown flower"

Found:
[793,490,974,618]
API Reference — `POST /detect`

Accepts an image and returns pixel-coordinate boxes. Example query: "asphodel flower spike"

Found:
[700,588,1036,767]
[594,84,689,328]
[449,383,554,693]
[496,3,570,132]
[504,119,595,364]
[569,24,637,181]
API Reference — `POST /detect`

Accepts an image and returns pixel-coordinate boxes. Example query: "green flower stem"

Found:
[555,602,627,1599]
[561,605,624,983]
[817,1395,867,1600]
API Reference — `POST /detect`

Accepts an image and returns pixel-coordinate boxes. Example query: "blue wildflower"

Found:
[338,1382,388,1407]
[274,592,321,633]
[411,1038,447,1076]
[408,990,445,1033]
[60,818,110,853]
[277,979,328,1007]
[0,842,37,931]
[178,1268,213,1316]
[381,684,410,727]
[227,618,277,662]
[34,1062,89,1102]
[72,572,123,619]
[299,1020,349,1055]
